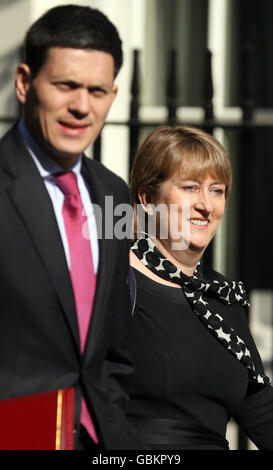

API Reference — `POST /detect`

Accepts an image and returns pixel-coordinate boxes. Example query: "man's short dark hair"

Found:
[23,4,123,78]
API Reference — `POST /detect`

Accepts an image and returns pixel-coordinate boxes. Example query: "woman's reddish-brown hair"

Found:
[130,125,232,238]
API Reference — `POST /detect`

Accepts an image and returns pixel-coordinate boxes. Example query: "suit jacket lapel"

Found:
[81,157,115,360]
[1,127,80,352]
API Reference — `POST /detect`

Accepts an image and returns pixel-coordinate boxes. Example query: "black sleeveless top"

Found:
[125,268,273,450]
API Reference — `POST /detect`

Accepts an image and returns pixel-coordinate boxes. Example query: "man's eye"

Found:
[90,89,107,97]
[55,82,72,91]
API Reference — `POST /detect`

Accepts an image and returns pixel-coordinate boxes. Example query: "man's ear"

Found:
[15,63,32,104]
[111,83,118,103]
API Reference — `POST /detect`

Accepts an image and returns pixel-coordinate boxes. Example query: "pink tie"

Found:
[54,171,98,444]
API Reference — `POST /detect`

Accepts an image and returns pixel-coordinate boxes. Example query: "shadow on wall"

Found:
[0,0,29,120]
[0,46,22,119]
[1,0,23,8]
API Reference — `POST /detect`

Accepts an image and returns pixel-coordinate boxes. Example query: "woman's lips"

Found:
[190,218,209,228]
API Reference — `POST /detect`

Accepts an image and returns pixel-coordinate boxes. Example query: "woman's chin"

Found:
[188,240,208,253]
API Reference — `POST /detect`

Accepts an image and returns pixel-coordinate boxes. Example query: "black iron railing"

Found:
[0,45,272,450]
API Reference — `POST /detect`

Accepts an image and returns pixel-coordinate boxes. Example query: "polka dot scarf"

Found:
[131,237,270,386]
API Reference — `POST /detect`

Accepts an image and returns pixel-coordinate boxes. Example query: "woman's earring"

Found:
[146,204,154,216]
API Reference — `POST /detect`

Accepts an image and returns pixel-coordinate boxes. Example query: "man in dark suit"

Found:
[0,5,140,450]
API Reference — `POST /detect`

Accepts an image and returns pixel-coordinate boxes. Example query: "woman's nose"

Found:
[194,191,213,214]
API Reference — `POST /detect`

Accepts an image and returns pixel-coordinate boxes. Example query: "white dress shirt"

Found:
[17,119,99,273]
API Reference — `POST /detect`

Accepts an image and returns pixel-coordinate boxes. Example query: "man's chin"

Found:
[42,143,82,168]
[46,140,82,157]
[52,148,80,159]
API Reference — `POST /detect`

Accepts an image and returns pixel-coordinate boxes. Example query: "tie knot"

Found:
[54,172,80,197]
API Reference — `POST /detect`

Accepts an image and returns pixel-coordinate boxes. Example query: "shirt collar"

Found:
[17,118,82,178]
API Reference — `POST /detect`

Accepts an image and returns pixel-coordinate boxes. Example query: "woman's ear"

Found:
[138,189,154,215]
[15,63,32,104]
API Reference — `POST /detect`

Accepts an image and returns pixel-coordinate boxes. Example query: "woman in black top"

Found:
[125,125,273,450]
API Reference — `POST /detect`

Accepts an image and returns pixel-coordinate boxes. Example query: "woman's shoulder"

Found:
[201,264,250,324]
[202,264,232,284]
[202,265,250,304]
[202,266,266,373]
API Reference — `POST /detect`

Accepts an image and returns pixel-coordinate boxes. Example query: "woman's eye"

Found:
[212,188,225,195]
[183,185,198,191]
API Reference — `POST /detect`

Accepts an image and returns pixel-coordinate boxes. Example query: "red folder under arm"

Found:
[0,388,75,450]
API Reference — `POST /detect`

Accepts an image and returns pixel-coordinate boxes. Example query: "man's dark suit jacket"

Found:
[0,125,140,449]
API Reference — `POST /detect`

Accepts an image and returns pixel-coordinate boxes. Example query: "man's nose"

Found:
[68,89,90,117]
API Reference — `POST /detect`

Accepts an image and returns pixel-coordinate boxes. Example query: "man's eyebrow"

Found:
[52,77,80,85]
[88,84,111,90]
[61,80,80,87]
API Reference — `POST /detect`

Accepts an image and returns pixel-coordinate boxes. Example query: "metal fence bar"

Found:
[1,117,273,129]
[129,49,140,177]
[166,49,178,125]
[93,134,101,162]
[204,49,214,124]
[202,48,215,269]
[237,0,257,451]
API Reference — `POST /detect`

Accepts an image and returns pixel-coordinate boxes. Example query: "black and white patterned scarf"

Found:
[131,237,270,386]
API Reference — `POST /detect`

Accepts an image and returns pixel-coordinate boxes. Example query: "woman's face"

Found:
[153,174,226,253]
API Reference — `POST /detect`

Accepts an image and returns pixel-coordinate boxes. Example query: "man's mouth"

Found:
[58,121,90,136]
[59,121,90,128]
